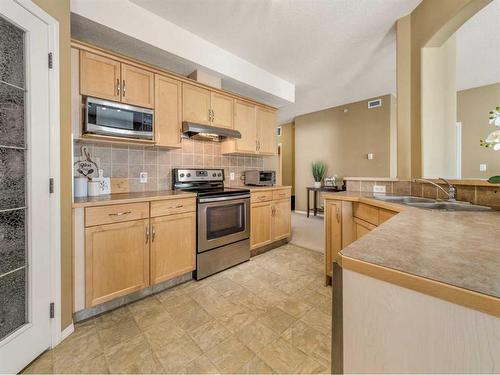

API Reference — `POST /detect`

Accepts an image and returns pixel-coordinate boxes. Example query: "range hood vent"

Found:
[182,122,241,142]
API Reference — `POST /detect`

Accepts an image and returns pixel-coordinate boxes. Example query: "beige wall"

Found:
[294,95,394,212]
[458,83,500,178]
[31,0,72,331]
[278,123,295,195]
[421,34,457,178]
[396,0,491,178]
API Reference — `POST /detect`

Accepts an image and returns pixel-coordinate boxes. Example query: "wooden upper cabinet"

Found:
[257,106,277,154]
[150,212,196,285]
[211,92,233,128]
[272,199,291,241]
[182,83,211,125]
[233,100,257,153]
[80,51,121,102]
[155,74,182,148]
[121,63,155,108]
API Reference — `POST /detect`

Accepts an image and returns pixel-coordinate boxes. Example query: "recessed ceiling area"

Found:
[130,0,422,123]
[456,0,500,91]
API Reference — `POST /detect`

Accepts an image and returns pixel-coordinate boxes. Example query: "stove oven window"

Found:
[206,203,245,240]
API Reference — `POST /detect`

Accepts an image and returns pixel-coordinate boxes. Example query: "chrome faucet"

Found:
[416,177,457,201]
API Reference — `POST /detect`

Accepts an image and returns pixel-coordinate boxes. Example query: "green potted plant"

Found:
[312,161,327,188]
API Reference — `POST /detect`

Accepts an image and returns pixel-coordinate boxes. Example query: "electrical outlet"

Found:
[373,185,386,193]
[230,172,235,181]
[480,164,487,172]
[140,172,148,183]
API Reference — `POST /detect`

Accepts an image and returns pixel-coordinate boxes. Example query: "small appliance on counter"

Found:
[172,168,251,280]
[243,170,276,186]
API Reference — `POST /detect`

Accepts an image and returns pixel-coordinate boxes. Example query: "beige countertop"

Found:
[248,185,291,192]
[324,191,500,315]
[73,190,197,208]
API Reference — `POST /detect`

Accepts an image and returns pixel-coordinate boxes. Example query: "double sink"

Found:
[373,195,492,211]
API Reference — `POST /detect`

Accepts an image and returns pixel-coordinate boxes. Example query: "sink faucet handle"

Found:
[438,177,457,201]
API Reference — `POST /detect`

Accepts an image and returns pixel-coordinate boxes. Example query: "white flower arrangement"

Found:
[480,106,500,151]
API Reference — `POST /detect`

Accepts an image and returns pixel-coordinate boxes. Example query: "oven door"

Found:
[198,194,250,253]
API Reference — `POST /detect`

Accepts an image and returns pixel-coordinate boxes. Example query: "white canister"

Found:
[87,181,101,197]
[74,177,88,198]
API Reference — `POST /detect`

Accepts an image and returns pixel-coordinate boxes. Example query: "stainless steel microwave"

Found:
[244,170,276,186]
[84,97,154,140]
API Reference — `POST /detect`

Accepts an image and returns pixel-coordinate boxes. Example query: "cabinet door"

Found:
[182,83,211,125]
[234,100,257,153]
[150,212,196,284]
[80,51,121,101]
[256,107,277,155]
[155,74,182,147]
[85,219,149,307]
[121,63,155,108]
[272,199,291,241]
[354,217,376,240]
[250,202,272,249]
[325,200,342,278]
[211,92,233,128]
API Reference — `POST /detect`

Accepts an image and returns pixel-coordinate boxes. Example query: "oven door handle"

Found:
[198,194,251,203]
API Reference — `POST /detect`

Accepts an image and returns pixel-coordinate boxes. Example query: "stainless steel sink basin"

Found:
[406,201,492,211]
[373,195,436,204]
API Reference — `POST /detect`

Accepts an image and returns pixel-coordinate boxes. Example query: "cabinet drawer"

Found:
[272,189,291,200]
[150,198,196,217]
[251,191,273,203]
[85,202,149,227]
[353,202,379,226]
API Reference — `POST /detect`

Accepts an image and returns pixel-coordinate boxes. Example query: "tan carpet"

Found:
[290,212,324,253]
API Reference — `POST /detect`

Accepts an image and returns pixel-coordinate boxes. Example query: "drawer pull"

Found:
[108,211,131,217]
[175,205,184,208]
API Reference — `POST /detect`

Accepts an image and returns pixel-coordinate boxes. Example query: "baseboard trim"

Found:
[251,238,290,257]
[59,323,74,344]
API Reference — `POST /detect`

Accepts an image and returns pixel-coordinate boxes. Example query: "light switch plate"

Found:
[480,164,487,172]
[373,185,386,193]
[229,172,235,181]
[140,172,148,183]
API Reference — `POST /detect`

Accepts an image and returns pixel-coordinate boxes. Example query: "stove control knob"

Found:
[186,173,191,177]
[218,173,222,177]
[212,173,217,177]
[180,173,185,178]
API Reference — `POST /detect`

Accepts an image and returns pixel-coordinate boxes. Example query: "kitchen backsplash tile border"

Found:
[73,139,267,192]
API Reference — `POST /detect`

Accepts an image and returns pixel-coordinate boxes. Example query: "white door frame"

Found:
[14,0,64,348]
[456,122,462,179]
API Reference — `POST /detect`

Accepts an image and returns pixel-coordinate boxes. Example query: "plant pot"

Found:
[313,181,322,188]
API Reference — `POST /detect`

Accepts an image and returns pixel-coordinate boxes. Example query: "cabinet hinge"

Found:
[49,178,54,194]
[49,302,55,319]
[48,52,53,69]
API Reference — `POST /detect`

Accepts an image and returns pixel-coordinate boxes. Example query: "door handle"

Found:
[145,226,149,243]
[151,226,156,242]
[108,211,131,217]
[116,78,120,96]
[122,80,126,97]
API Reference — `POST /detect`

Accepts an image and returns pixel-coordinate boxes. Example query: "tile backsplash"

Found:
[73,139,272,192]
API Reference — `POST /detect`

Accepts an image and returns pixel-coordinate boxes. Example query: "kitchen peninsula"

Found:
[324,191,500,373]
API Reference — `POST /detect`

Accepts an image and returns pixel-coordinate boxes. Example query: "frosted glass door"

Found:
[0,15,26,341]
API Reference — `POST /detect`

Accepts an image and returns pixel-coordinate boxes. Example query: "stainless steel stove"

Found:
[172,168,250,279]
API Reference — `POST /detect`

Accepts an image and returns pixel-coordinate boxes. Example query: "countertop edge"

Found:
[338,254,500,318]
[73,191,197,208]
[248,186,292,192]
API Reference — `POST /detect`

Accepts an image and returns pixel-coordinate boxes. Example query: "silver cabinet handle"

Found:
[145,226,149,243]
[122,80,126,96]
[108,211,131,217]
[151,226,156,242]
[116,78,120,96]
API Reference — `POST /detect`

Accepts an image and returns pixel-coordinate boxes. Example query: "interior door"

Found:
[0,2,52,373]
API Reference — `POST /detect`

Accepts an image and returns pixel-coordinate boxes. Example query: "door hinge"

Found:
[49,302,55,319]
[49,178,54,194]
[48,52,53,69]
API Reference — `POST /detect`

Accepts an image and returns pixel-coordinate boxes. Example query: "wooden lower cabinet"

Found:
[354,217,377,240]
[251,201,273,249]
[272,199,291,240]
[85,219,150,307]
[150,212,196,284]
[325,200,342,278]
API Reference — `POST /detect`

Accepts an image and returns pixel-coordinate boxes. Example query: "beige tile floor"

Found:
[24,244,332,374]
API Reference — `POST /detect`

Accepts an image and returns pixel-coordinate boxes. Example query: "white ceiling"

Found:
[456,0,500,91]
[130,0,421,123]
